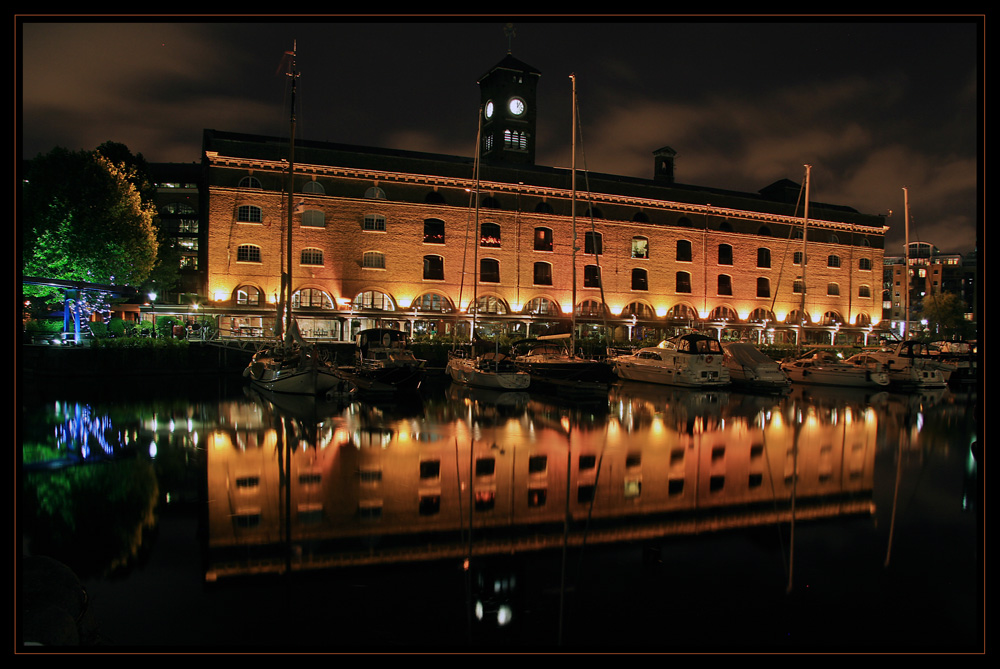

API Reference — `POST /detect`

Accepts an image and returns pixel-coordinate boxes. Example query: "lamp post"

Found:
[148,292,157,338]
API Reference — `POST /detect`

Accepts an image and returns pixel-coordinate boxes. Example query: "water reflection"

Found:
[199,382,895,581]
[20,379,980,649]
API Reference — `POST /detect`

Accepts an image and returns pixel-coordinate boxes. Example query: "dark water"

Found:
[18,374,982,652]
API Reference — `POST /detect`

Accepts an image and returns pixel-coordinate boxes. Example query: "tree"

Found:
[23,146,158,287]
[22,146,160,326]
[919,291,974,341]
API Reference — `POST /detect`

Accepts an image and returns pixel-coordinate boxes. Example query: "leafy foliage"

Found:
[23,147,158,286]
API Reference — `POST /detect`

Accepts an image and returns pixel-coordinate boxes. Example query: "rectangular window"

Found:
[419,460,441,479]
[423,219,445,244]
[480,222,501,247]
[631,237,649,259]
[756,277,770,298]
[528,455,547,475]
[676,240,692,262]
[757,247,771,268]
[718,244,733,265]
[533,262,552,285]
[717,274,733,296]
[480,259,500,283]
[534,227,553,252]
[423,255,444,281]
[631,268,648,291]
[476,458,496,476]
[584,231,603,255]
[363,214,386,231]
[584,265,601,288]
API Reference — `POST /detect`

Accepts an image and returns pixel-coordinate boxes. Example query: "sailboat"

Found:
[243,43,352,397]
[512,74,614,395]
[445,103,529,391]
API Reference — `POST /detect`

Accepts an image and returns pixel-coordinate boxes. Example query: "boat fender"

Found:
[382,332,392,347]
[250,362,265,380]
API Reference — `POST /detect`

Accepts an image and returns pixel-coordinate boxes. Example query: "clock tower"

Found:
[478,52,541,166]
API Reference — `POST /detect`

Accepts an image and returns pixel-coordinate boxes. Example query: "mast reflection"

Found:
[205,383,882,581]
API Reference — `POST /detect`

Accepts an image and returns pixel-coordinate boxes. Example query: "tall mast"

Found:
[570,73,577,356]
[903,187,910,340]
[798,164,811,352]
[283,41,298,345]
[471,106,483,342]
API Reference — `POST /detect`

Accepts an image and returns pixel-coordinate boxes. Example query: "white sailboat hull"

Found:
[446,356,530,390]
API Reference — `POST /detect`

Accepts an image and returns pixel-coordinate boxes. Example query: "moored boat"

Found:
[343,328,425,395]
[446,348,530,391]
[244,341,355,397]
[781,351,890,388]
[612,333,730,388]
[722,342,791,392]
[513,334,615,396]
[845,340,947,391]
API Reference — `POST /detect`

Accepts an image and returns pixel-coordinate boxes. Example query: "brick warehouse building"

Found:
[202,52,888,347]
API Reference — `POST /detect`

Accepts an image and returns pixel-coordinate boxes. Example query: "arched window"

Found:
[534,227,553,252]
[624,302,654,318]
[858,285,871,298]
[362,251,385,269]
[576,299,606,317]
[533,262,552,286]
[859,257,872,271]
[667,304,697,320]
[480,222,501,247]
[424,191,445,204]
[631,268,649,291]
[523,297,558,316]
[235,285,261,306]
[236,244,261,263]
[584,206,604,219]
[353,291,394,311]
[785,309,809,325]
[757,225,772,236]
[827,283,840,296]
[718,244,733,265]
[481,196,501,209]
[821,311,843,326]
[583,264,601,288]
[717,274,733,296]
[300,248,323,266]
[709,306,738,321]
[239,176,262,189]
[676,239,692,262]
[828,254,841,268]
[293,289,333,309]
[677,216,693,228]
[748,308,775,323]
[237,205,262,223]
[480,258,500,283]
[534,201,553,214]
[414,292,452,312]
[473,295,508,315]
[301,209,325,227]
[302,180,324,194]
[855,313,871,326]
[364,186,386,199]
[423,255,444,280]
[632,211,649,223]
[676,271,692,293]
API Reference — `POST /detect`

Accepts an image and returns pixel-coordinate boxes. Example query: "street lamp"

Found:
[148,292,157,338]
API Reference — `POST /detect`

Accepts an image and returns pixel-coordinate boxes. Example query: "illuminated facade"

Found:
[203,53,888,345]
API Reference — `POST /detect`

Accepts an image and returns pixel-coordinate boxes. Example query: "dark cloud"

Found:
[19,18,980,254]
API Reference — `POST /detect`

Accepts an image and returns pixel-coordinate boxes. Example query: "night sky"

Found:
[19,17,982,255]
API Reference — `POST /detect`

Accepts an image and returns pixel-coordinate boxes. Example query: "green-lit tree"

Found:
[21,145,160,325]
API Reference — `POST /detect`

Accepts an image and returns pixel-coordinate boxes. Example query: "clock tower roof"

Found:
[478,53,541,83]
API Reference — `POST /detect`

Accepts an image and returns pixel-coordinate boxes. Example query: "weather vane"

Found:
[504,23,516,53]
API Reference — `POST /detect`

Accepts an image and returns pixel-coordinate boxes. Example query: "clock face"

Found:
[508,97,525,116]
[485,100,494,119]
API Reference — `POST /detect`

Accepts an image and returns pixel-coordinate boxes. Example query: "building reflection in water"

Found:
[204,382,883,582]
